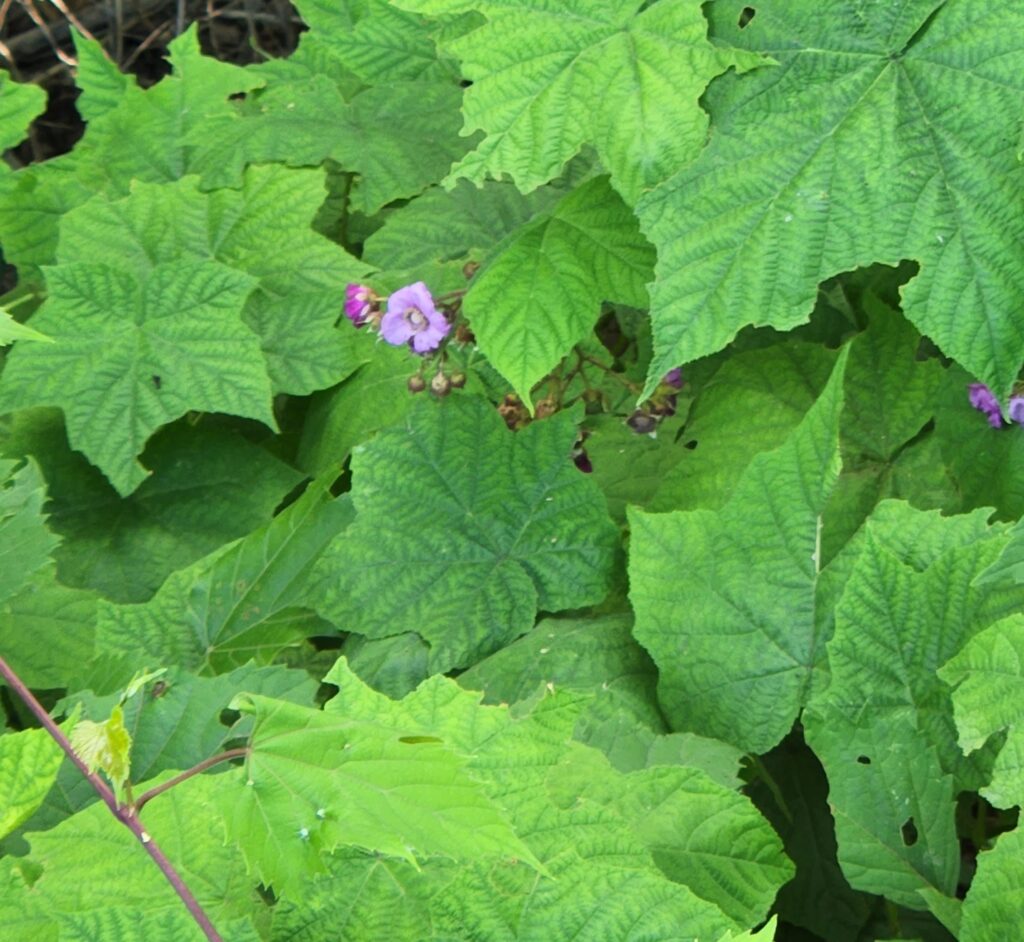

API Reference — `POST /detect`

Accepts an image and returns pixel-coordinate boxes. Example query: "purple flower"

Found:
[380,282,450,354]
[968,383,1004,428]
[664,367,684,389]
[344,283,373,326]
[1009,396,1024,424]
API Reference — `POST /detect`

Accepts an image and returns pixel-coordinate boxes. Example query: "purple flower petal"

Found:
[968,383,1004,427]
[380,282,450,354]
[344,283,373,326]
[1008,395,1024,424]
[664,367,684,389]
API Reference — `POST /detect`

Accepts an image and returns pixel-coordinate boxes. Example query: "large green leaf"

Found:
[0,772,263,941]
[395,0,763,200]
[0,309,51,346]
[97,480,353,672]
[55,168,368,396]
[0,729,63,840]
[804,505,1024,907]
[1,411,302,603]
[0,459,59,607]
[225,691,538,898]
[271,663,762,940]
[309,396,620,672]
[465,176,654,406]
[651,341,837,512]
[960,826,1024,942]
[939,615,1024,809]
[639,0,1024,397]
[0,74,47,152]
[629,348,848,752]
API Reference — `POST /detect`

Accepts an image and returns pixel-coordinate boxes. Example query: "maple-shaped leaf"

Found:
[394,0,764,200]
[54,168,368,396]
[0,459,60,606]
[225,691,539,899]
[0,728,63,840]
[940,614,1024,809]
[309,395,620,672]
[629,348,848,753]
[465,175,654,405]
[804,504,1024,907]
[0,73,47,153]
[0,261,271,496]
[97,478,353,672]
[639,0,1024,397]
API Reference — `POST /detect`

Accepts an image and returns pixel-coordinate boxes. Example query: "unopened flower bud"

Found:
[455,323,476,345]
[463,260,480,280]
[431,372,452,396]
[450,372,467,389]
[407,374,427,394]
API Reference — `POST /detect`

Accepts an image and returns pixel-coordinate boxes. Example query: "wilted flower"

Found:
[344,283,373,326]
[968,383,1005,428]
[380,282,450,354]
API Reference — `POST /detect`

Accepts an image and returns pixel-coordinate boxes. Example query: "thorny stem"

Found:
[0,655,225,942]
[133,747,249,815]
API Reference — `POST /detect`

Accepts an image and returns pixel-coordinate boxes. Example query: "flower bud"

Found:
[450,372,467,389]
[535,397,557,419]
[431,372,452,397]
[407,374,427,394]
[463,260,480,280]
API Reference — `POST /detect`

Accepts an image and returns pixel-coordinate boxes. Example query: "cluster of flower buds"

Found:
[344,281,451,355]
[407,369,467,397]
[571,432,593,473]
[626,367,684,436]
[968,383,1024,429]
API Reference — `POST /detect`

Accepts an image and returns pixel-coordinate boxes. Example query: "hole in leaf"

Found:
[684,440,698,450]
[738,6,756,28]
[900,818,919,846]
[856,755,871,765]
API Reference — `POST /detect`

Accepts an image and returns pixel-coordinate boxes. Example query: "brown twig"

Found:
[133,747,248,815]
[0,654,225,942]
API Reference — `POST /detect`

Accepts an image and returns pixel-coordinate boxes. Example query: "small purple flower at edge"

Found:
[968,383,1004,428]
[1009,396,1024,425]
[380,282,450,354]
[344,283,373,327]
[664,367,684,389]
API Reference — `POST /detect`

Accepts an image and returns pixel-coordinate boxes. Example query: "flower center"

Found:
[405,307,427,329]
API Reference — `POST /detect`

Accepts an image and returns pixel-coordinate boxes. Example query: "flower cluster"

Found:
[627,367,684,436]
[968,383,1024,429]
[343,281,451,355]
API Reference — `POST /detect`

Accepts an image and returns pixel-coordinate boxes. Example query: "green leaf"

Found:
[548,745,793,928]
[2,411,302,602]
[0,261,270,496]
[97,479,354,672]
[0,565,97,690]
[363,178,562,294]
[69,703,132,796]
[226,687,538,899]
[651,340,837,512]
[0,729,63,840]
[977,517,1024,586]
[629,348,848,752]
[961,826,1024,942]
[0,772,263,939]
[70,32,129,121]
[639,0,1024,397]
[396,0,763,200]
[939,615,1024,809]
[804,505,1024,906]
[0,74,46,152]
[0,459,60,607]
[465,176,654,406]
[55,168,368,396]
[0,309,52,346]
[310,395,620,672]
